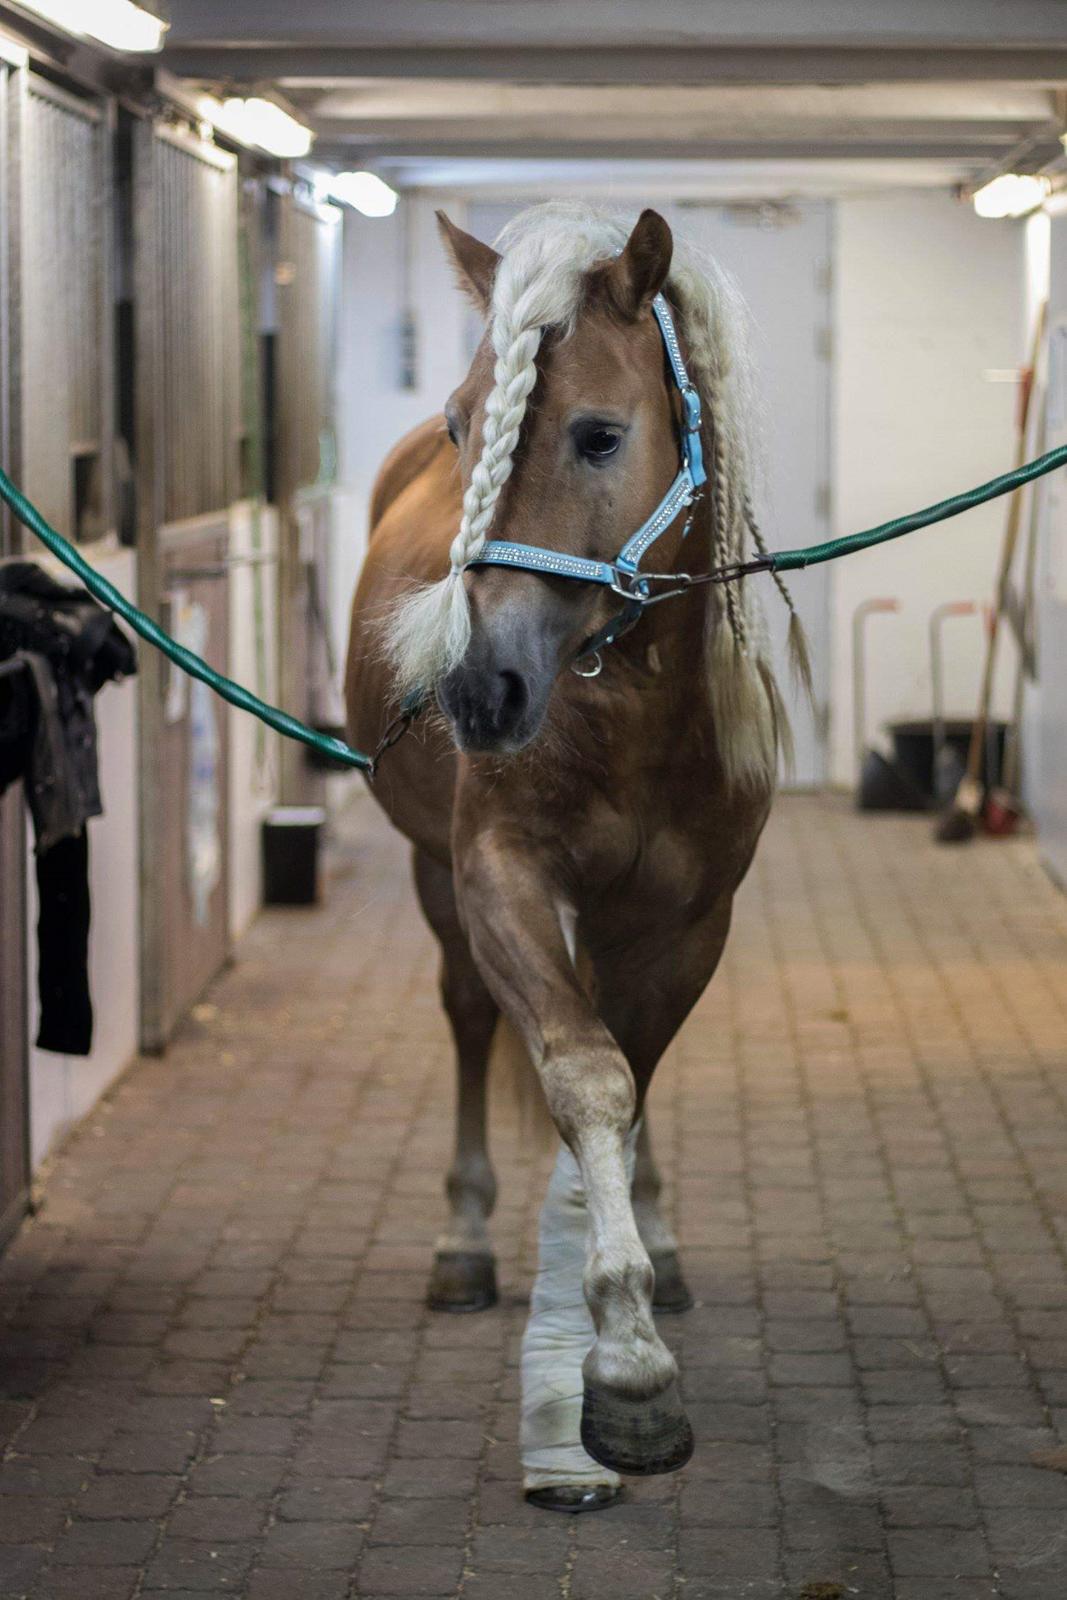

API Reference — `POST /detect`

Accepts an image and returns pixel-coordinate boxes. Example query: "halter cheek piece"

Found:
[464,294,708,672]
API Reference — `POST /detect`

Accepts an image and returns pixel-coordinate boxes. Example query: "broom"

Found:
[935,303,1046,844]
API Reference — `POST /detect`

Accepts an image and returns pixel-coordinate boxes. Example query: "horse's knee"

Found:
[541,1044,634,1148]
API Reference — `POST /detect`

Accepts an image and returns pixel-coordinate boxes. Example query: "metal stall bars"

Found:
[1,61,115,1231]
[0,52,30,1245]
[273,185,343,803]
[134,117,240,1051]
[19,74,114,542]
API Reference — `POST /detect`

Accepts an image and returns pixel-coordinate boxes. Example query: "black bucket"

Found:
[858,748,931,812]
[890,719,1007,801]
[262,806,326,905]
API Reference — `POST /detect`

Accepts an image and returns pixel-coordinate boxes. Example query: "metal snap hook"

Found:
[571,650,603,678]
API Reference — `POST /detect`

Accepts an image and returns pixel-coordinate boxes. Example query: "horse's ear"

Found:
[604,209,673,320]
[436,211,500,313]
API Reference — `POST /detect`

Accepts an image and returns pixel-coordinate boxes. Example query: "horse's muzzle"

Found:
[438,664,540,753]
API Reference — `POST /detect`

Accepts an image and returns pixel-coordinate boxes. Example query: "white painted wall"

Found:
[831,191,1026,785]
[26,545,140,1167]
[337,196,473,612]
[228,501,280,939]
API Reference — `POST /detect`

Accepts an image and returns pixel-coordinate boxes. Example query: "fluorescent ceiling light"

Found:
[327,171,398,218]
[15,0,167,53]
[199,95,314,160]
[972,173,1050,219]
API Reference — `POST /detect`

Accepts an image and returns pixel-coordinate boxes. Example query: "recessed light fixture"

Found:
[326,171,399,219]
[972,173,1050,219]
[14,0,167,53]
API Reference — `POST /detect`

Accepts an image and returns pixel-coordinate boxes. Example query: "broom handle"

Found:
[961,302,1046,791]
[1002,380,1047,797]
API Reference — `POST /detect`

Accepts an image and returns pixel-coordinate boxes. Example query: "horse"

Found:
[345,202,805,1512]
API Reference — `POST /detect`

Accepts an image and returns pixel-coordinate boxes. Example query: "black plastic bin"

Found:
[262,806,326,905]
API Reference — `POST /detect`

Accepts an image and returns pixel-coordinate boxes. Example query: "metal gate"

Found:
[275,190,341,800]
[18,72,113,541]
[134,119,239,1049]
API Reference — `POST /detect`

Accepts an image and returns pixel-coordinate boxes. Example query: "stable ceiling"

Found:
[163,0,1067,196]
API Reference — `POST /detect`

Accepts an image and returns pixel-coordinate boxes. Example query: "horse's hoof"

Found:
[650,1250,695,1314]
[426,1251,497,1313]
[580,1380,694,1476]
[525,1484,622,1514]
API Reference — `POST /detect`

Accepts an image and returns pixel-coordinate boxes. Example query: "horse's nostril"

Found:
[498,671,527,720]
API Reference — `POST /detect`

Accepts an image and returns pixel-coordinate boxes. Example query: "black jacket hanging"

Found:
[0,561,136,1055]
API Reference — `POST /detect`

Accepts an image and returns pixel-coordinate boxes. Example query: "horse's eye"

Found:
[575,424,623,462]
[444,405,463,447]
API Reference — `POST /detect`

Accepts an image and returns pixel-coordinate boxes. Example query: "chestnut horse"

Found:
[346,204,802,1510]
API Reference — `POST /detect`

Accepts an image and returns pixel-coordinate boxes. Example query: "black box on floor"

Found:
[262,806,326,904]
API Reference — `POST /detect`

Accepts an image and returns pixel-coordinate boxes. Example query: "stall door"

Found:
[19,73,113,540]
[134,121,239,1049]
[0,60,30,1241]
[0,768,28,1246]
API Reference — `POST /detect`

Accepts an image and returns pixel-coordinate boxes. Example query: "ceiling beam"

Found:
[308,118,1049,149]
[311,137,1048,166]
[160,45,1067,87]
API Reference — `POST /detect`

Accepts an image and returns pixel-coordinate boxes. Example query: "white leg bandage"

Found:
[520,1130,638,1492]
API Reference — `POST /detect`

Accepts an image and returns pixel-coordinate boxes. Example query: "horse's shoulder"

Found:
[369,415,453,534]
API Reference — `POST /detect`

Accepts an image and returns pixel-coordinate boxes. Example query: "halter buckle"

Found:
[681,386,702,430]
[609,566,693,605]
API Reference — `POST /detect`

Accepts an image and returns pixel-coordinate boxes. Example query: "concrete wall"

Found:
[26,546,140,1168]
[831,191,1026,786]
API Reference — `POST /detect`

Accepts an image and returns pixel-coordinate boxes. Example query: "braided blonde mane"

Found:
[387,202,808,790]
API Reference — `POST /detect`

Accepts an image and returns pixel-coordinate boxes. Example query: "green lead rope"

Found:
[770,441,1067,574]
[1,442,1066,775]
[0,466,373,773]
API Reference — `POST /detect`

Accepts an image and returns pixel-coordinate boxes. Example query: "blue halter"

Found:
[464,293,707,668]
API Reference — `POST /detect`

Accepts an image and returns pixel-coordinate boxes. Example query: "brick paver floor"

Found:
[2,792,1067,1600]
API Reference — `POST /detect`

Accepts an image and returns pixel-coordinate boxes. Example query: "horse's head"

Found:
[431,210,687,754]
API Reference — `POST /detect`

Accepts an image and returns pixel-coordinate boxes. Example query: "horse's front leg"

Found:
[457,837,692,1500]
[413,847,500,1311]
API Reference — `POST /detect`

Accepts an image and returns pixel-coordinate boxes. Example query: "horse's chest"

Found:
[565,791,721,917]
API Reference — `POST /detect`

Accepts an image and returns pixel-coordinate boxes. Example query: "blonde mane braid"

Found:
[386,315,545,695]
[387,213,604,696]
[450,325,540,567]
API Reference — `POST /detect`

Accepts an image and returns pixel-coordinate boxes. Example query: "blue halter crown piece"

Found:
[464,293,707,660]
